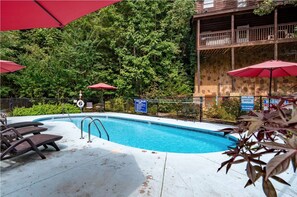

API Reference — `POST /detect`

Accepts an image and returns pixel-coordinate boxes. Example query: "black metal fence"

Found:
[0,95,272,123]
[0,98,74,112]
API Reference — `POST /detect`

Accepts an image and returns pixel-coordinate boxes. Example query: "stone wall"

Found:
[194,43,297,96]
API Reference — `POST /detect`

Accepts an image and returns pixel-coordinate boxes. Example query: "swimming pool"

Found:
[36,115,237,153]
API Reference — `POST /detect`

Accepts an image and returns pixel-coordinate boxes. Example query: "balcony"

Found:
[199,22,297,49]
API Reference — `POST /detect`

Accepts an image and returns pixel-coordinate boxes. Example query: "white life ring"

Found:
[77,100,85,108]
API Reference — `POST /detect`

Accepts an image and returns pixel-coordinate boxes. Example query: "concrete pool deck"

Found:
[1,113,296,197]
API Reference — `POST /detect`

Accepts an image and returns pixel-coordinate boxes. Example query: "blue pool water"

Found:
[38,116,236,153]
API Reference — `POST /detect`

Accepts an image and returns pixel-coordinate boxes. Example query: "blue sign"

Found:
[263,99,280,105]
[134,99,148,113]
[263,99,289,110]
[241,96,254,111]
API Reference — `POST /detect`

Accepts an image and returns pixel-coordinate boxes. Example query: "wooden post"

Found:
[274,8,278,59]
[231,15,235,92]
[231,48,235,92]
[274,8,278,92]
[197,19,201,93]
[231,15,235,44]
[197,50,201,93]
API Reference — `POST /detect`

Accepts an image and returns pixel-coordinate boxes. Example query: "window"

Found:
[204,0,214,9]
[238,0,247,8]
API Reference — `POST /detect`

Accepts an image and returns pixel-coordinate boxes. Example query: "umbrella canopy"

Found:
[0,60,26,73]
[88,83,117,90]
[0,0,121,31]
[228,60,297,110]
[227,60,297,78]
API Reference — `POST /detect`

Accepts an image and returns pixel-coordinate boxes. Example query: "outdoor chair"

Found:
[10,126,48,136]
[86,102,93,109]
[0,128,63,160]
[0,112,44,129]
[1,121,47,136]
[1,121,44,129]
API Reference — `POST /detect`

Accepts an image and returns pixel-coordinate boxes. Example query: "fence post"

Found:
[9,98,13,112]
[199,96,203,122]
[238,96,241,118]
[156,99,159,116]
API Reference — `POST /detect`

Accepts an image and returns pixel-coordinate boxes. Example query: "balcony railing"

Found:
[201,30,231,46]
[199,22,297,48]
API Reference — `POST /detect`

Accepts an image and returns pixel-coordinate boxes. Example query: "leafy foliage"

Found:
[217,94,297,197]
[205,98,242,121]
[205,104,235,121]
[0,0,195,100]
[254,0,297,16]
[12,103,80,116]
[221,98,242,117]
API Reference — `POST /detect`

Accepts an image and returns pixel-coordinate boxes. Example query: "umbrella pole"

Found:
[101,91,104,111]
[268,69,272,111]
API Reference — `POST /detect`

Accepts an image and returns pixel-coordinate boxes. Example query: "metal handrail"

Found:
[61,104,73,122]
[88,119,110,143]
[67,113,73,122]
[80,116,101,140]
[80,116,92,139]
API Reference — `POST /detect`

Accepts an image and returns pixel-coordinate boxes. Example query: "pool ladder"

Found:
[80,116,110,143]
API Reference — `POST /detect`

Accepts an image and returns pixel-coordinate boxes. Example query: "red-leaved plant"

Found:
[218,93,297,197]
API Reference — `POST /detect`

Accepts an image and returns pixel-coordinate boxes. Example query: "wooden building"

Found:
[193,0,297,97]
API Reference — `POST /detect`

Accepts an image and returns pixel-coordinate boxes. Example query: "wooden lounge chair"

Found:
[0,113,44,129]
[0,128,63,160]
[1,122,47,136]
[13,126,48,136]
[1,119,46,133]
[1,121,44,129]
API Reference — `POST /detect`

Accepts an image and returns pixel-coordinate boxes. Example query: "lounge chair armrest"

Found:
[0,127,23,138]
[0,119,6,126]
[0,137,38,159]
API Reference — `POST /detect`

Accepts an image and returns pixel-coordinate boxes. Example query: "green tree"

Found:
[254,0,297,16]
[0,0,196,101]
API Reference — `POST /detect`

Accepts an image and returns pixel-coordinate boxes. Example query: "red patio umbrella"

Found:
[88,83,117,90]
[0,60,26,73]
[88,83,117,110]
[0,0,121,31]
[228,60,297,108]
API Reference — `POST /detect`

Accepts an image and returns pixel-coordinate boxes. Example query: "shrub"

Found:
[221,97,242,117]
[158,103,178,113]
[205,104,236,121]
[205,97,246,121]
[104,101,112,111]
[124,99,135,113]
[105,98,125,112]
[218,94,297,197]
[148,104,158,115]
[12,103,80,116]
[113,98,125,112]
